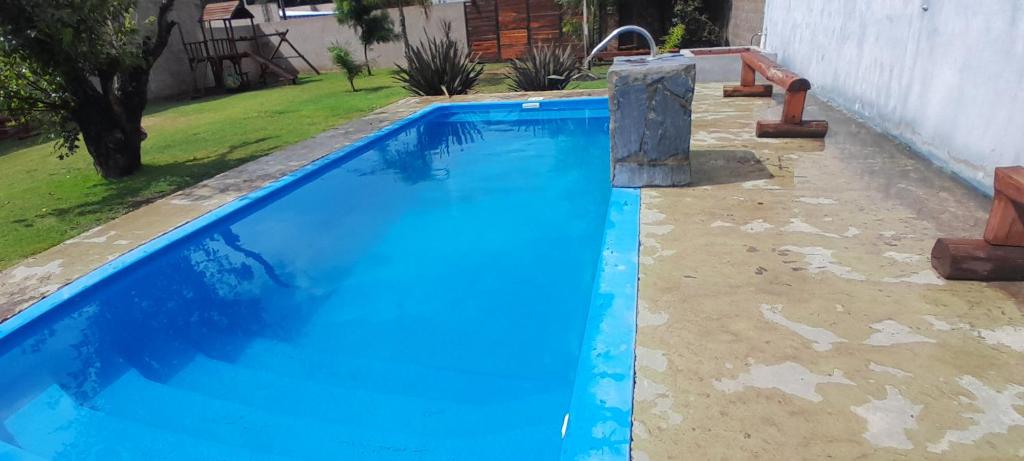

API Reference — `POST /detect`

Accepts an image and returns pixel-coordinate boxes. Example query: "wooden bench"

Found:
[932,166,1024,281]
[723,52,828,138]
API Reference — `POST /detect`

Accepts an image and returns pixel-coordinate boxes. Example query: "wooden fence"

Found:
[464,0,565,62]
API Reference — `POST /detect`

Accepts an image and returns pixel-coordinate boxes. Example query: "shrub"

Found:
[506,44,582,92]
[661,25,686,52]
[394,21,484,96]
[671,0,722,47]
[328,44,366,91]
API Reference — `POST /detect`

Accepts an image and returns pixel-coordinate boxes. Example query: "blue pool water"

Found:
[0,99,638,460]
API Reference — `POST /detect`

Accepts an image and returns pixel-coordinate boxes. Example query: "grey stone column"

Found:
[608,54,696,187]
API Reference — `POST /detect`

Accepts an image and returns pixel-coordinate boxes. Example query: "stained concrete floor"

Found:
[632,84,1024,459]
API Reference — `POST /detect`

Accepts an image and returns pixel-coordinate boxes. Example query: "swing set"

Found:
[179,1,320,96]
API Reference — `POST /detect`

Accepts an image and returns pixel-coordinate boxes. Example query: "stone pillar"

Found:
[608,54,696,187]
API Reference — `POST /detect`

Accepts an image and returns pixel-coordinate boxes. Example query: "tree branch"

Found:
[144,0,178,66]
[1,93,61,110]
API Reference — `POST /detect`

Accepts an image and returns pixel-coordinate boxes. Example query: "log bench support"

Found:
[932,166,1024,281]
[723,52,829,139]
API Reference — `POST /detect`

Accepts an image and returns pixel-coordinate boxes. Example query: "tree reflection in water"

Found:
[373,118,484,185]
[0,227,305,413]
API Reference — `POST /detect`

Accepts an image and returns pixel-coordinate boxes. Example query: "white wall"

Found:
[141,0,205,99]
[254,3,467,73]
[762,1,1024,194]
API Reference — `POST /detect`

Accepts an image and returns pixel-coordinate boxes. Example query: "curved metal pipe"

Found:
[583,25,658,68]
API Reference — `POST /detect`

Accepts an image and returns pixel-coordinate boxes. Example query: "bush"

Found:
[671,0,722,47]
[394,21,484,96]
[506,44,582,92]
[660,25,686,52]
[328,44,366,91]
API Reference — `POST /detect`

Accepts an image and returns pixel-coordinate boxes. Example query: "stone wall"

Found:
[763,0,1024,194]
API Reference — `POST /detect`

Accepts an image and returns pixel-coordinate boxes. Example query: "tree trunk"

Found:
[364,43,372,76]
[397,2,410,50]
[80,123,144,179]
[348,77,357,92]
[67,64,152,180]
[77,1,176,179]
[72,99,145,179]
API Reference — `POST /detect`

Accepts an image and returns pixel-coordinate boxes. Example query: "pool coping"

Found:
[560,188,641,461]
[0,89,608,323]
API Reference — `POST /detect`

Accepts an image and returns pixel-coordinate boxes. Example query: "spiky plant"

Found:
[506,44,582,92]
[328,44,365,91]
[394,20,484,97]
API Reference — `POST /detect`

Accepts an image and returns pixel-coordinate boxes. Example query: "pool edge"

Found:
[560,187,641,461]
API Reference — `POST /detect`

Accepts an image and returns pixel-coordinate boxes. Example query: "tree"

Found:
[556,0,617,50]
[0,0,179,179]
[334,0,398,76]
[670,0,721,47]
[327,44,365,91]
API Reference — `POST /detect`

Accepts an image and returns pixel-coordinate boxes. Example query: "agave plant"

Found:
[394,20,484,96]
[507,44,582,92]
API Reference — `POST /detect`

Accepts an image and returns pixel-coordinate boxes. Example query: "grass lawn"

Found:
[0,64,609,270]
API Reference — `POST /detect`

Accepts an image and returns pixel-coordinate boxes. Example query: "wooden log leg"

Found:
[723,62,773,97]
[754,89,827,138]
[931,238,1024,281]
[781,90,807,124]
[983,167,1024,246]
[740,61,755,86]
[755,120,829,138]
[723,84,773,97]
[983,192,1024,246]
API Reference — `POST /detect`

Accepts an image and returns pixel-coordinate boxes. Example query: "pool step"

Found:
[4,385,282,461]
[168,354,558,440]
[225,338,569,456]
[167,355,404,428]
[0,440,46,461]
[114,328,197,384]
[236,337,562,407]
[95,370,441,459]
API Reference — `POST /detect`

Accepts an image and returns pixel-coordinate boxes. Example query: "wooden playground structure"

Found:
[179,1,320,96]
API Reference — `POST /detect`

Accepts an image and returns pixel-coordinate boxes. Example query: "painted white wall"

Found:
[255,3,467,73]
[762,1,1024,194]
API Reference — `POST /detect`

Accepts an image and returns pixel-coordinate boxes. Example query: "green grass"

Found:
[0,65,608,269]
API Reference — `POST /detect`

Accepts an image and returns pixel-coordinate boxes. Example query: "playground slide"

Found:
[241,52,298,83]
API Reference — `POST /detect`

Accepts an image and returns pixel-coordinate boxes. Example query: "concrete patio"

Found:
[633,85,1024,459]
[0,84,1021,459]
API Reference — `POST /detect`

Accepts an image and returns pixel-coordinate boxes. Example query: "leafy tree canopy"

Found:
[0,0,178,178]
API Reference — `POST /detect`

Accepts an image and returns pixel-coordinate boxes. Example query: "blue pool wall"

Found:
[559,188,640,461]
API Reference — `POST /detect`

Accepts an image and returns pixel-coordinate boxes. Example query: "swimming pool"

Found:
[0,98,638,460]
